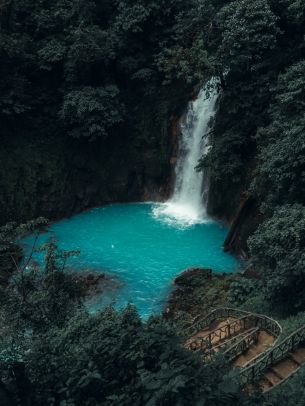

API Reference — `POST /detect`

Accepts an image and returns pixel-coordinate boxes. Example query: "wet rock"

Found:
[171,116,180,145]
[170,157,177,166]
[168,268,214,314]
[174,267,213,287]
[71,270,121,299]
[224,194,264,257]
[165,267,232,318]
[242,266,261,279]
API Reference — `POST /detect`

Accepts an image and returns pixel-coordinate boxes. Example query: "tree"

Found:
[24,306,258,405]
[60,86,125,140]
[0,237,84,332]
[216,0,280,73]
[253,60,305,206]
[248,204,305,314]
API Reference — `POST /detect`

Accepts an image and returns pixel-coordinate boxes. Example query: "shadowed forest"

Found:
[1,0,305,404]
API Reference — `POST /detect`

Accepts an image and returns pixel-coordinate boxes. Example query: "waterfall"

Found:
[153,79,219,225]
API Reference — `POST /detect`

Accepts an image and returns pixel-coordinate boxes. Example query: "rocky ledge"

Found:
[165,267,234,319]
[71,270,122,301]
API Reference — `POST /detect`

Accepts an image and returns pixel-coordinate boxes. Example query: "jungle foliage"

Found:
[0,0,193,142]
[0,0,200,224]
[0,227,260,406]
[163,0,305,317]
[2,0,305,404]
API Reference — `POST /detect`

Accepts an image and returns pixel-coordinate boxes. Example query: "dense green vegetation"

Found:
[0,0,191,141]
[0,224,262,405]
[0,0,193,223]
[1,0,305,404]
[165,0,305,319]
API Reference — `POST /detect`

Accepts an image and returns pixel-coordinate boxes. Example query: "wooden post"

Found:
[291,335,295,350]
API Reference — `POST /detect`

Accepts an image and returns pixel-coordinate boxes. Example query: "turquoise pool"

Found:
[20,203,239,317]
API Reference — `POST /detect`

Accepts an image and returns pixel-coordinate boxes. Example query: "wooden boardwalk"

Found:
[183,308,305,392]
[239,324,305,392]
[260,348,305,391]
[234,331,275,368]
[184,308,281,365]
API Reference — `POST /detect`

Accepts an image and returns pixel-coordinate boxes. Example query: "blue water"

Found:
[20,203,239,317]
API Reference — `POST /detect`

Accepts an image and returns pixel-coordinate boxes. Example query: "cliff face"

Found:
[0,69,190,225]
[223,194,263,257]
[207,176,262,257]
[205,83,263,256]
[0,132,173,225]
[0,86,257,257]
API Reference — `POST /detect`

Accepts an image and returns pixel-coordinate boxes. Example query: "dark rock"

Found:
[174,267,213,287]
[242,266,261,279]
[165,267,232,318]
[0,119,174,225]
[71,270,121,299]
[224,193,264,257]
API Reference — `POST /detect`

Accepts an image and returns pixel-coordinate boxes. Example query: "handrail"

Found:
[189,315,248,341]
[203,327,259,359]
[240,324,305,386]
[187,315,253,351]
[223,328,260,362]
[184,307,282,342]
[184,307,305,391]
[238,337,275,370]
[184,307,244,336]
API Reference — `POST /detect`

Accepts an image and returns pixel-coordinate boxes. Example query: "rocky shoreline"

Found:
[71,270,122,301]
[165,267,235,320]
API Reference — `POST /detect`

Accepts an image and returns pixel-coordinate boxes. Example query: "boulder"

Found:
[174,267,213,287]
[165,267,231,318]
[71,270,121,299]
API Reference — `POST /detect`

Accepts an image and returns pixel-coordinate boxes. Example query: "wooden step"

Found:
[264,370,281,386]
[289,353,301,366]
[258,331,276,347]
[236,349,257,365]
[286,355,301,369]
[234,344,266,367]
[246,348,259,359]
[260,377,273,391]
[271,358,299,380]
[234,355,248,367]
[290,347,305,365]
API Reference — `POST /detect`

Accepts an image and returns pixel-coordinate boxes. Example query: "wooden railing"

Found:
[184,307,282,341]
[187,315,254,351]
[184,307,245,337]
[223,328,260,362]
[239,324,305,386]
[184,307,305,391]
[200,327,260,362]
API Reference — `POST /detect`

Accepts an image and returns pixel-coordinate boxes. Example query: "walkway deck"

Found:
[183,307,305,393]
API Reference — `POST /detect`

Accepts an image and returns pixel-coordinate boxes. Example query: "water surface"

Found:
[21,203,239,317]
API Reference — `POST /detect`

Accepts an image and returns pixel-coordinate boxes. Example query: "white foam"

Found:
[152,202,211,227]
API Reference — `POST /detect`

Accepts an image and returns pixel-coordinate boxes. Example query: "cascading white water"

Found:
[153,79,219,225]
